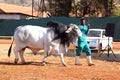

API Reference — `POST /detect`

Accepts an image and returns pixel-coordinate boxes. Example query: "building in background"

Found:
[0,3,50,20]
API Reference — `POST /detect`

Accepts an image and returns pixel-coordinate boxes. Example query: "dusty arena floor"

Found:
[0,39,120,80]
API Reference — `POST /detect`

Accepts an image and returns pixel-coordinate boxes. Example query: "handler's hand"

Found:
[87,24,90,28]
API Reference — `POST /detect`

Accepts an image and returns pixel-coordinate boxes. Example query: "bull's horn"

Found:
[69,24,75,28]
[65,27,72,33]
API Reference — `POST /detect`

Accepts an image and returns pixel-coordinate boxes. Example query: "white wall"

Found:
[0,14,27,20]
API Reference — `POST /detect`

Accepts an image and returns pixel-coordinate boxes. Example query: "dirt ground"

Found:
[0,39,120,80]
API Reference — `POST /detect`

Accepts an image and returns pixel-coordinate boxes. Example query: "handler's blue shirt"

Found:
[78,24,89,41]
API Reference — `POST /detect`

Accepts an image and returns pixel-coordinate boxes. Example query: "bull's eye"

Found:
[74,28,78,30]
[72,29,77,33]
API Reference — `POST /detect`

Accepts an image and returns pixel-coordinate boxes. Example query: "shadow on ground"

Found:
[66,49,120,62]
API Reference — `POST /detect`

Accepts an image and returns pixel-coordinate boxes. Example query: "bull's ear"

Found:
[65,27,72,33]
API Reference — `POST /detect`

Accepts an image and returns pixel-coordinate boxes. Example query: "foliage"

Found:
[2,0,119,17]
[112,7,120,16]
[48,0,72,17]
[71,0,118,17]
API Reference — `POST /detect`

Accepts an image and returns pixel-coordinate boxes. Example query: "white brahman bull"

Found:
[8,21,82,66]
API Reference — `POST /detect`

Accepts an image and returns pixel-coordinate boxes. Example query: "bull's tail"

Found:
[8,38,14,57]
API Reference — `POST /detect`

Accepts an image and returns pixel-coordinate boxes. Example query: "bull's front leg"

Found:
[42,50,49,66]
[59,53,67,66]
[42,55,48,66]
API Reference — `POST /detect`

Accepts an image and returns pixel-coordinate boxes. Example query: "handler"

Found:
[75,17,94,66]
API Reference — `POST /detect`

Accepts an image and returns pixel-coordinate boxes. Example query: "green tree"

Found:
[112,6,120,16]
[71,0,115,17]
[103,0,115,16]
[48,0,72,17]
[47,0,116,17]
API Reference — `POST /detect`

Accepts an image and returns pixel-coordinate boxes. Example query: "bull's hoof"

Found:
[42,61,46,66]
[14,59,18,64]
[22,61,26,64]
[14,61,17,64]
[42,62,46,66]
[63,64,67,67]
[34,53,37,55]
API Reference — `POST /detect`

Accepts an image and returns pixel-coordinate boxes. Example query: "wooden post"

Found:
[98,39,101,56]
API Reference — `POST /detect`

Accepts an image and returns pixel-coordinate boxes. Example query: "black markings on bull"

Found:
[47,21,78,47]
[47,21,68,34]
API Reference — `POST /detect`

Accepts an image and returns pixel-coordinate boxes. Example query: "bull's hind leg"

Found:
[14,46,25,64]
[19,48,26,64]
[60,53,67,66]
[13,46,19,64]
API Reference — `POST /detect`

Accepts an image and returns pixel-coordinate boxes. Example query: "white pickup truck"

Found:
[87,29,113,50]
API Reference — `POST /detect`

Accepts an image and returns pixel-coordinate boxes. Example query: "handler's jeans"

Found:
[76,41,91,56]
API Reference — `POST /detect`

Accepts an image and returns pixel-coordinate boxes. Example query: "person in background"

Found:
[75,17,94,66]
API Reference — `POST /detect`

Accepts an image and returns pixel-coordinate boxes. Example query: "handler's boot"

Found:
[87,56,94,66]
[75,56,82,65]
